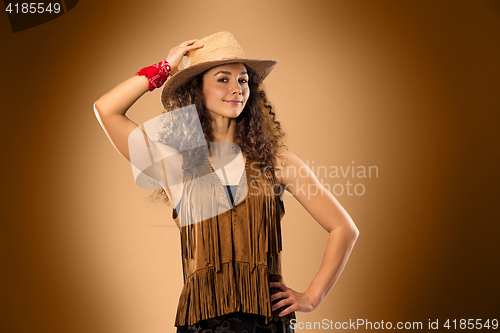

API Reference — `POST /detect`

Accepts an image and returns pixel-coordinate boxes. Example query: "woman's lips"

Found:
[225,100,242,105]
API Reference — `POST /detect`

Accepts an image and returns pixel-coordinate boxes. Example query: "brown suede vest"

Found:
[171,156,296,327]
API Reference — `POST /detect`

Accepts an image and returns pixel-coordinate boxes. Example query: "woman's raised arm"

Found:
[93,39,204,162]
[93,75,149,162]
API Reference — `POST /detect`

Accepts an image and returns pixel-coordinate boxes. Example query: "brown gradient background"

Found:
[1,1,499,332]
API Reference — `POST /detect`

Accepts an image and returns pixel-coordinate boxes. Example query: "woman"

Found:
[94,31,359,333]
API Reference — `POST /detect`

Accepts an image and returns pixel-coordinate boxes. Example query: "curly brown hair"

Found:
[147,64,288,205]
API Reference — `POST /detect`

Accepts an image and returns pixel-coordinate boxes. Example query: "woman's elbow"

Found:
[94,100,105,114]
[344,221,360,242]
[351,226,360,241]
[93,102,106,128]
[343,216,360,241]
[330,222,359,242]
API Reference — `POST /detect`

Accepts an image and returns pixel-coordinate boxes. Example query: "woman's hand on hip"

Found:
[166,39,204,76]
[270,281,317,316]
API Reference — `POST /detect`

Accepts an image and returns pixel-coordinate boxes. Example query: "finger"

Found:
[279,307,294,317]
[181,39,200,46]
[272,299,293,312]
[270,291,286,301]
[271,299,287,311]
[179,44,203,57]
[279,303,297,317]
[187,43,204,51]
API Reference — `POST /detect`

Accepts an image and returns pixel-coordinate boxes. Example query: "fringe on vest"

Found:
[174,261,295,326]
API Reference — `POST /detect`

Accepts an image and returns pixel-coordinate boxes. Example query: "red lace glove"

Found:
[135,59,171,92]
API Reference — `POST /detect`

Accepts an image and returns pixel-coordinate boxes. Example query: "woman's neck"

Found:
[210,114,236,142]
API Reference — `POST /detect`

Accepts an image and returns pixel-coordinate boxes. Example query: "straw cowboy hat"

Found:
[161,31,278,107]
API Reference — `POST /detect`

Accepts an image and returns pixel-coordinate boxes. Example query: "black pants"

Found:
[176,311,295,333]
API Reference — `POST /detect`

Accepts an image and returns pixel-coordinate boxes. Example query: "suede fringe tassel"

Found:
[179,170,222,272]
[174,261,296,326]
[245,163,284,275]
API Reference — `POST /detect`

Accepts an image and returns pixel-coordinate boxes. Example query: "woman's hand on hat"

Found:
[166,39,204,76]
[269,281,318,316]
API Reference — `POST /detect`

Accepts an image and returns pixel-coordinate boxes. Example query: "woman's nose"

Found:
[231,81,242,94]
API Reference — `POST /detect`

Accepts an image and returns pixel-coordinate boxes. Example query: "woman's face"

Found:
[202,63,250,119]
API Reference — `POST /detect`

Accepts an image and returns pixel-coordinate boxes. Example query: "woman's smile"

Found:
[224,99,243,105]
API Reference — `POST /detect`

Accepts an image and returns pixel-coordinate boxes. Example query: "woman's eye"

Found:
[239,79,248,83]
[218,78,228,82]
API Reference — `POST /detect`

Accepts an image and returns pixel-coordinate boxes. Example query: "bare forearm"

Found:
[306,227,359,308]
[95,75,150,117]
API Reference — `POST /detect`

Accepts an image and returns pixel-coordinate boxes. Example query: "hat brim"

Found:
[161,58,278,108]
